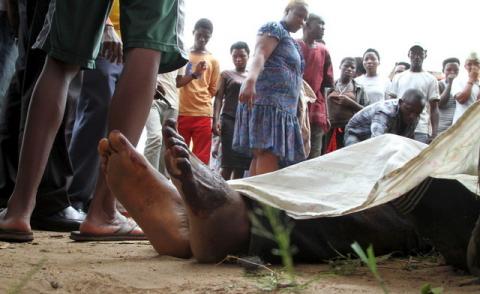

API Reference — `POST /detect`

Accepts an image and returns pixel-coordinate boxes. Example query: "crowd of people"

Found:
[0,0,480,274]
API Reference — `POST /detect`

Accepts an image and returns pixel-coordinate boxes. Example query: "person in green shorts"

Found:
[0,0,187,242]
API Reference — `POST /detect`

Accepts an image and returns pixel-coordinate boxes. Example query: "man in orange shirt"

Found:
[176,18,220,165]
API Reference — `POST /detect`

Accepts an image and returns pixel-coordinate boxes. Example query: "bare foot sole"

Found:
[162,120,236,218]
[162,119,250,262]
[98,130,191,258]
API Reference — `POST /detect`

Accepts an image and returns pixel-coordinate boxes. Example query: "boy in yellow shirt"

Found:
[177,18,220,165]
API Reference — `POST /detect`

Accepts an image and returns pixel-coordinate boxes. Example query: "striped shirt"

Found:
[345,99,418,144]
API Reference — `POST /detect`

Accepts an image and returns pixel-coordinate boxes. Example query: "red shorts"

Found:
[177,116,212,164]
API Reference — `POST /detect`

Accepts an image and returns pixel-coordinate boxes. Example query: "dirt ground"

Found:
[1,231,480,293]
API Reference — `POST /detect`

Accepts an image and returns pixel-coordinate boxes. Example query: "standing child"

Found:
[437,57,460,133]
[355,48,391,104]
[177,18,220,165]
[325,57,369,152]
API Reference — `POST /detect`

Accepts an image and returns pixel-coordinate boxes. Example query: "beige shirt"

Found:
[156,67,184,110]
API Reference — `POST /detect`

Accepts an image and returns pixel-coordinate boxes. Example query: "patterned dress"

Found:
[233,21,305,166]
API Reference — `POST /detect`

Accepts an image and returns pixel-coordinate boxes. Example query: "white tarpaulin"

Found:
[229,101,480,219]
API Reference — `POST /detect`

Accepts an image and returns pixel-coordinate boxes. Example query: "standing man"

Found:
[297,13,333,158]
[0,0,187,242]
[144,69,183,176]
[68,3,124,212]
[451,52,480,124]
[177,18,220,165]
[1,0,86,232]
[390,44,439,144]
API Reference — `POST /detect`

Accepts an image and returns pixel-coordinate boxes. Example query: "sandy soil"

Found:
[1,231,479,293]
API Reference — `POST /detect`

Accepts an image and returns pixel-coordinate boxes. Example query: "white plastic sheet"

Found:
[229,101,480,219]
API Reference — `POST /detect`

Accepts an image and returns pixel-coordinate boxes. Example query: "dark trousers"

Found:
[68,57,122,209]
[0,0,32,205]
[0,76,21,202]
[0,12,18,99]
[0,0,49,206]
[0,0,82,216]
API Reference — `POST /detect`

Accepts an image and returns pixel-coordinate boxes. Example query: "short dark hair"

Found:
[363,48,380,61]
[284,0,308,14]
[340,57,356,66]
[442,57,460,71]
[397,61,411,70]
[194,18,213,33]
[306,13,324,25]
[401,88,426,107]
[230,41,250,55]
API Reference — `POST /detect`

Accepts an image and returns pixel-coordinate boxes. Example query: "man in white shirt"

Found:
[390,44,439,144]
[451,52,480,123]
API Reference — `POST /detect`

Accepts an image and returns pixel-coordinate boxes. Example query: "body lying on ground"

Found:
[94,101,480,276]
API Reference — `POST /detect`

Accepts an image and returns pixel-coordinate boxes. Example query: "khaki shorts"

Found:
[41,0,187,72]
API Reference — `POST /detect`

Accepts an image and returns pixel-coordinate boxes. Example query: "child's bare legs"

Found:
[251,149,279,176]
[80,48,162,235]
[0,57,80,233]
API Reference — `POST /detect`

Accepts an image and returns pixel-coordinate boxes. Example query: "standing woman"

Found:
[233,0,308,176]
[213,41,252,180]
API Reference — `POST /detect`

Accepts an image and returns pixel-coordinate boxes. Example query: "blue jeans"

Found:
[68,57,123,209]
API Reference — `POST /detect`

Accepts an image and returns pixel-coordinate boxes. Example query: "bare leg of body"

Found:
[0,57,79,236]
[98,130,191,258]
[80,48,161,236]
[163,119,251,263]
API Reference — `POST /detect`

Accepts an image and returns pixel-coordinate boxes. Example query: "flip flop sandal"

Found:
[70,219,147,241]
[0,228,34,242]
